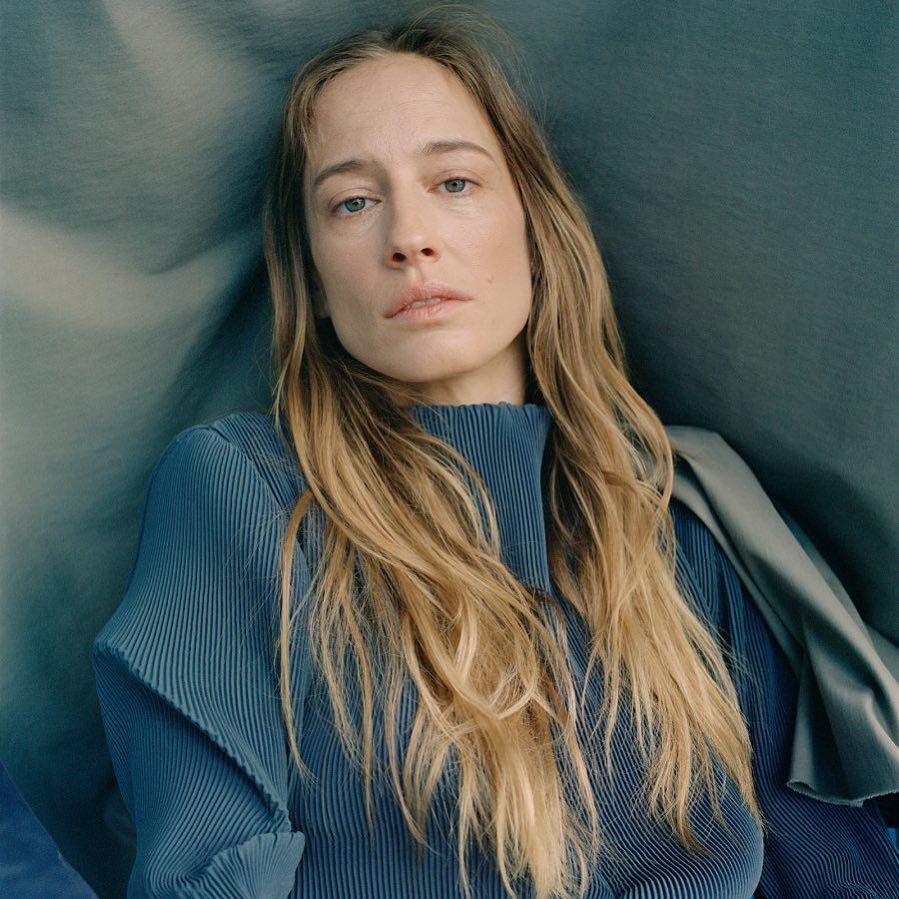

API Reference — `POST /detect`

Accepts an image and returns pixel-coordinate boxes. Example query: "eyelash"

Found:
[331,178,475,216]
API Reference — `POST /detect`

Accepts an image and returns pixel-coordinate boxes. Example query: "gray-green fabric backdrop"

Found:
[2,2,896,896]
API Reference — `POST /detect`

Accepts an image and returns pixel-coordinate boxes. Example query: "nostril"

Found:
[390,247,435,263]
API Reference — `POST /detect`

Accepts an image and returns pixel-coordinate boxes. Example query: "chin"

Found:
[383,348,483,381]
[413,355,483,379]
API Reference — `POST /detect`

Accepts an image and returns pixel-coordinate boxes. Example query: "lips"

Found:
[385,281,473,318]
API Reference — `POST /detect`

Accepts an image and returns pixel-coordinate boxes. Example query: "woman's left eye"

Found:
[442,178,470,193]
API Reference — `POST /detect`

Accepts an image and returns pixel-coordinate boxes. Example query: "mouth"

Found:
[386,281,473,319]
[388,296,467,322]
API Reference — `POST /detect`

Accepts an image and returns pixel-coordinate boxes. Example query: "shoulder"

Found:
[668,498,780,706]
[153,410,306,511]
[93,412,300,655]
[668,497,747,637]
[669,497,727,586]
[93,410,314,691]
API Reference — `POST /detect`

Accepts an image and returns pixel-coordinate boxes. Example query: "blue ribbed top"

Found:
[92,402,897,898]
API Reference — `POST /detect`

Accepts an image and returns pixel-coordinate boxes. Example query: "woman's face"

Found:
[302,52,533,406]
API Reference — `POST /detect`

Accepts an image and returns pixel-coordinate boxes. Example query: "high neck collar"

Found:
[408,401,554,594]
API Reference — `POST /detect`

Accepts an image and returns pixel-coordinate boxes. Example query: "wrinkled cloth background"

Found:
[1,2,896,896]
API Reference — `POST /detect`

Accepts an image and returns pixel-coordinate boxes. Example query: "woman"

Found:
[92,5,897,898]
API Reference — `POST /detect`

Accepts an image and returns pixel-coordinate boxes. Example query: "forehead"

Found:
[306,53,498,166]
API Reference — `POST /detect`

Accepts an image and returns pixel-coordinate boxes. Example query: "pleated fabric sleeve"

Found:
[92,426,309,898]
[673,503,899,899]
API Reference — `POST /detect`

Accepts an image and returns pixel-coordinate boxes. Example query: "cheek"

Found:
[313,236,366,299]
[312,236,342,284]
[480,194,526,252]
[312,237,383,327]
[483,205,531,286]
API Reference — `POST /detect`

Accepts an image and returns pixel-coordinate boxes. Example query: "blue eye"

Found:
[444,178,468,193]
[339,197,368,214]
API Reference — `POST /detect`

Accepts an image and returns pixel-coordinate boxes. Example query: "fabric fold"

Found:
[181,831,307,899]
[667,424,899,805]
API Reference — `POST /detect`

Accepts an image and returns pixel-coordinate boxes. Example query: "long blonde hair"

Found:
[261,4,764,898]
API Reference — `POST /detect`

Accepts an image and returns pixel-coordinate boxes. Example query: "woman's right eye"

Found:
[334,196,369,215]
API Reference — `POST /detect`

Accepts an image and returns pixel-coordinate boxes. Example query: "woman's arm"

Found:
[674,502,898,899]
[93,426,308,898]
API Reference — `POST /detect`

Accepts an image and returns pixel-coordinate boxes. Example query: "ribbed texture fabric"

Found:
[93,402,898,898]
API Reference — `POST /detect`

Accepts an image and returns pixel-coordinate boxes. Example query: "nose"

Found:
[384,189,440,267]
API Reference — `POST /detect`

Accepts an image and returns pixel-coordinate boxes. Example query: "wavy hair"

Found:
[261,4,764,898]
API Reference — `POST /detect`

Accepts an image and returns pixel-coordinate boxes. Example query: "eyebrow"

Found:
[311,139,495,193]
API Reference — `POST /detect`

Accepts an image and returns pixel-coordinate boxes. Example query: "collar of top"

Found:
[408,401,554,595]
